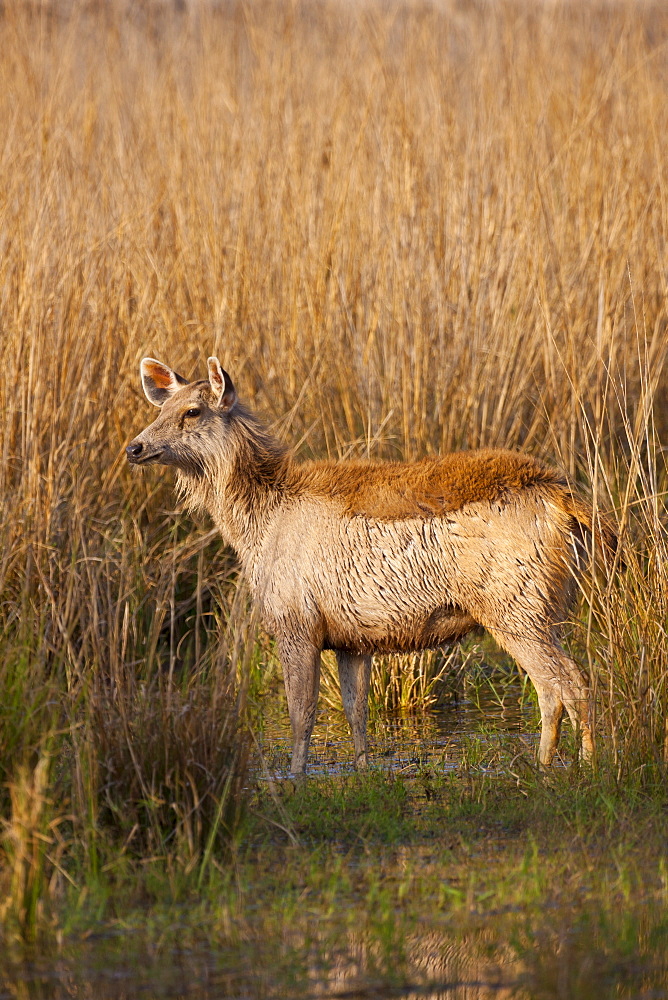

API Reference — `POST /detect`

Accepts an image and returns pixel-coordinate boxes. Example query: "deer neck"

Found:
[177,420,290,576]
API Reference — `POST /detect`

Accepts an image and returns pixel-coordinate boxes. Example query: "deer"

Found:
[126,356,616,775]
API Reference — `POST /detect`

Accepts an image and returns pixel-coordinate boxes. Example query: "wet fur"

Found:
[128,362,618,774]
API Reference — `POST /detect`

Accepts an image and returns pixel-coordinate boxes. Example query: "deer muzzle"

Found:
[125,439,164,465]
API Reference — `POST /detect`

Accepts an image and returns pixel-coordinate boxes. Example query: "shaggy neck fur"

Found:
[176,404,291,571]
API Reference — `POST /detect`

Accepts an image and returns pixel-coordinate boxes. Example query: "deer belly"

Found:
[317,518,477,652]
[322,603,478,654]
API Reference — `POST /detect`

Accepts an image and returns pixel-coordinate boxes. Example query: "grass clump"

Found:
[319,645,486,715]
[0,755,67,948]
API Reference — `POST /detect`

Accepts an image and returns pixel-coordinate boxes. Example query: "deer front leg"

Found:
[336,651,372,769]
[277,635,321,775]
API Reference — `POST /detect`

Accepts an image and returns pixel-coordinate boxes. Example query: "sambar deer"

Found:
[126,356,616,774]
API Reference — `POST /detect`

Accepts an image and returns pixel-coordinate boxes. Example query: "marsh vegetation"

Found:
[1,0,668,994]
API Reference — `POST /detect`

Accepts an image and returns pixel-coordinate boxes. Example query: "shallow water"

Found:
[254,679,543,778]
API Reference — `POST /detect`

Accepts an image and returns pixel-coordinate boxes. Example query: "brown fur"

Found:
[293,449,566,520]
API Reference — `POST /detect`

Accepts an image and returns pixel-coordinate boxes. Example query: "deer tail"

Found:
[559,489,619,564]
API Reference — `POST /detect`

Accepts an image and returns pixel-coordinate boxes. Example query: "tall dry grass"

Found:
[1,0,668,924]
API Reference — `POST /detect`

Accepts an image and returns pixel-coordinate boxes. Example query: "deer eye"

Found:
[184,408,201,419]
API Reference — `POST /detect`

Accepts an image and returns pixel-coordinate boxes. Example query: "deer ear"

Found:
[207,357,237,412]
[140,358,189,407]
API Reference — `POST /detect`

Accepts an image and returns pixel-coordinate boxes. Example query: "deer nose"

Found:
[126,441,143,460]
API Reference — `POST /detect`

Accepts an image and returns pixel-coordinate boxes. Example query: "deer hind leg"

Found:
[487,628,593,765]
[277,636,321,776]
[534,684,564,766]
[336,651,372,770]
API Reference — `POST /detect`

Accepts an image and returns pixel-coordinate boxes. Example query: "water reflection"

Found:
[0,930,526,999]
[255,680,541,778]
[306,927,524,999]
[5,916,665,999]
